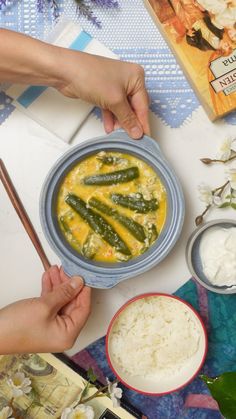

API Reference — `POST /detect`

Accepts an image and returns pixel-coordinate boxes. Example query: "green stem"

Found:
[74,382,91,407]
[80,384,108,404]
[80,379,119,404]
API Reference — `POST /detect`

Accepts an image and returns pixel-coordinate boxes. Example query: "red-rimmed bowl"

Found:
[106,293,207,395]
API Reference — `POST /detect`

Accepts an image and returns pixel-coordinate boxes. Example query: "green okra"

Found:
[82,232,100,260]
[141,223,159,254]
[83,167,139,186]
[96,154,127,166]
[65,194,131,256]
[147,224,158,244]
[111,193,158,213]
[60,216,72,234]
[59,214,81,252]
[89,197,146,242]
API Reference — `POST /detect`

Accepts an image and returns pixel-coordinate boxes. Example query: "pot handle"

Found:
[61,259,120,289]
[105,129,163,157]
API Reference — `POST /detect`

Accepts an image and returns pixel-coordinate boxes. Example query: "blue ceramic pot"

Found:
[40,130,185,288]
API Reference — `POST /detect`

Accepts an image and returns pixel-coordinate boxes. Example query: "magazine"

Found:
[0,353,144,419]
[144,0,236,120]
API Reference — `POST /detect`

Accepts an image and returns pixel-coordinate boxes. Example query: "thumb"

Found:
[112,96,143,139]
[44,276,84,314]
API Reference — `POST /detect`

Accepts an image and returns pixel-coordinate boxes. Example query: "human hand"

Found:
[57,52,150,139]
[41,265,90,321]
[0,266,91,354]
[0,29,149,138]
[0,30,149,139]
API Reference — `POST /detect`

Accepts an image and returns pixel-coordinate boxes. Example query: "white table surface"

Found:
[0,105,235,356]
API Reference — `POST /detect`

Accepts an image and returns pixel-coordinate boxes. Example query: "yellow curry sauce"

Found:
[57,151,167,263]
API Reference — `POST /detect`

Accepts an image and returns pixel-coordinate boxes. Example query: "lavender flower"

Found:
[35,0,119,25]
[0,0,7,10]
[90,0,119,7]
[76,1,101,28]
[36,0,60,18]
[37,0,44,13]
[50,0,60,19]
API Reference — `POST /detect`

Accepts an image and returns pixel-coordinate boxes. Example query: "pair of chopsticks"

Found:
[0,159,50,271]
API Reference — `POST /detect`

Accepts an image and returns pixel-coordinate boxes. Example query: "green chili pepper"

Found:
[65,194,131,256]
[83,167,139,186]
[200,372,236,419]
[111,193,158,213]
[89,197,146,242]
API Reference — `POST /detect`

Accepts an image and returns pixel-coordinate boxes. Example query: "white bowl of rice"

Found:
[106,293,207,395]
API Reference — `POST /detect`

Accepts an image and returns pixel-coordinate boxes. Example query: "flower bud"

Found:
[195,215,203,226]
[200,158,212,165]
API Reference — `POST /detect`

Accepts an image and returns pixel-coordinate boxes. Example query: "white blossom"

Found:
[198,184,213,205]
[226,167,236,190]
[61,404,94,419]
[213,182,231,207]
[106,378,123,408]
[0,407,14,419]
[212,194,230,207]
[212,195,223,206]
[217,138,236,160]
[7,372,32,398]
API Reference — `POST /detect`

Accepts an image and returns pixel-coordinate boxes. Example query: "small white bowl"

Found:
[186,219,236,294]
[106,293,207,395]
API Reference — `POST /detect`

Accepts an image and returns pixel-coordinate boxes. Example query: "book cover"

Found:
[0,353,144,419]
[144,0,236,120]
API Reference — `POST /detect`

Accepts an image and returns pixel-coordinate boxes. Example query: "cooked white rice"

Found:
[109,296,201,377]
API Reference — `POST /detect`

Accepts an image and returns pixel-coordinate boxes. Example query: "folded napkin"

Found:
[6,19,117,142]
[71,279,236,418]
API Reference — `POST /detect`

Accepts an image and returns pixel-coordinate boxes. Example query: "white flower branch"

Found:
[61,370,123,419]
[196,137,236,225]
[200,138,236,165]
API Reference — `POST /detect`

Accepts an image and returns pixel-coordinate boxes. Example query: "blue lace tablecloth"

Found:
[0,0,235,128]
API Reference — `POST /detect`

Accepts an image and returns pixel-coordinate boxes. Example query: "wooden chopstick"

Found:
[0,158,50,271]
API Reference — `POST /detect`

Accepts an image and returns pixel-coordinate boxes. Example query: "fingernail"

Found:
[130,126,143,139]
[70,276,84,289]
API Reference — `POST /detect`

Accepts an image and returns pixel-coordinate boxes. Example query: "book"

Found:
[0,353,145,419]
[144,0,236,120]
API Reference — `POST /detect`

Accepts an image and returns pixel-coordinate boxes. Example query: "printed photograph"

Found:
[0,354,81,418]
